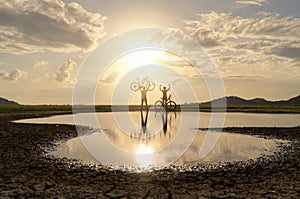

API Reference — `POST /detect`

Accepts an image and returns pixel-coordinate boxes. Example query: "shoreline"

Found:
[1,104,300,114]
[1,112,299,198]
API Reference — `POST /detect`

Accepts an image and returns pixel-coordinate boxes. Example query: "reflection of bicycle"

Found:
[155,95,176,111]
[130,78,155,92]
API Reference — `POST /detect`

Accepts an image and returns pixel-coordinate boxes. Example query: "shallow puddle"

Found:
[50,130,282,167]
[16,111,292,169]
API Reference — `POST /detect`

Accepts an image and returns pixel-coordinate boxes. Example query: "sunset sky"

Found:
[0,0,300,104]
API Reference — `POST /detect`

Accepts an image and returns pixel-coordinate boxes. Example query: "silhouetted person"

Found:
[140,86,149,108]
[141,109,149,134]
[160,84,170,105]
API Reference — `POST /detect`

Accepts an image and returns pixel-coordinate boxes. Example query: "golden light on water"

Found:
[135,144,155,167]
[136,144,154,154]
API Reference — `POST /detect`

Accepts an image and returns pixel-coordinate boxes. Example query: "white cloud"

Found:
[0,69,27,81]
[31,60,51,82]
[235,0,268,6]
[0,0,107,54]
[185,12,300,45]
[183,12,300,77]
[54,59,77,83]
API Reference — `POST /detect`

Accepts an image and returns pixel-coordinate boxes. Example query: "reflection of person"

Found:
[160,84,170,105]
[141,109,149,134]
[140,86,148,107]
[162,111,167,133]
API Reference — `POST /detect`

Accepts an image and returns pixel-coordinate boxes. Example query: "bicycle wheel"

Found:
[168,100,176,111]
[154,100,164,111]
[130,82,140,91]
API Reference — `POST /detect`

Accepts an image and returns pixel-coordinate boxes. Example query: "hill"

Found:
[201,94,300,106]
[0,97,19,105]
[278,95,300,105]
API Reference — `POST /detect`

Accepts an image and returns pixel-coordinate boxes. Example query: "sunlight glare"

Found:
[136,144,154,154]
[119,50,166,69]
[135,144,155,167]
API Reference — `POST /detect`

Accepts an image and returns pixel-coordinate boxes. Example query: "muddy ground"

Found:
[0,112,299,198]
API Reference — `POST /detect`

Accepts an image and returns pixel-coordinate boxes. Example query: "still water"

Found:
[17,112,298,168]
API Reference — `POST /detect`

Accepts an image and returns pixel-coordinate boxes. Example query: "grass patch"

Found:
[1,104,300,114]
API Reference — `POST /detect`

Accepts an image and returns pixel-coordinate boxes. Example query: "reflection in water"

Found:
[136,144,154,154]
[135,144,154,167]
[141,109,148,134]
[16,112,300,128]
[103,110,178,159]
[133,109,177,166]
[158,110,176,137]
[55,112,284,168]
[49,130,283,168]
[161,110,168,133]
[131,108,176,139]
[15,112,294,168]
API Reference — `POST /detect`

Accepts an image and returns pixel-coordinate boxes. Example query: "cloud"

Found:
[100,71,120,84]
[54,59,77,83]
[266,43,300,62]
[34,60,49,68]
[157,59,190,68]
[235,0,268,6]
[183,12,300,77]
[32,60,50,82]
[185,12,300,45]
[0,69,27,81]
[225,75,268,79]
[0,0,107,54]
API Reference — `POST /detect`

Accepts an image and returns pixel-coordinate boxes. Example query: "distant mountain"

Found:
[0,97,19,105]
[280,95,300,105]
[201,95,300,106]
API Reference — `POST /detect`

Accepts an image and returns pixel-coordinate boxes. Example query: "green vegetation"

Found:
[1,104,300,114]
[1,95,299,114]
[176,104,300,113]
[0,105,72,113]
[0,105,72,118]
[199,105,300,114]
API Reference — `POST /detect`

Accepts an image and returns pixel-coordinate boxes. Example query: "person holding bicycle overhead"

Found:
[130,77,155,109]
[160,84,170,105]
[140,85,149,108]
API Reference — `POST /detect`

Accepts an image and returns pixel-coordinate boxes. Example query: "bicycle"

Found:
[154,95,176,111]
[130,78,155,92]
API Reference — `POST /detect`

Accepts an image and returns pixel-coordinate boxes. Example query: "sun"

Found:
[119,49,167,69]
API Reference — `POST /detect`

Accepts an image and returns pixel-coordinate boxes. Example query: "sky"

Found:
[0,0,300,104]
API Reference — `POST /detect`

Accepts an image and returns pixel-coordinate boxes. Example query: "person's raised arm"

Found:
[159,84,163,91]
[146,83,151,91]
[167,84,170,91]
